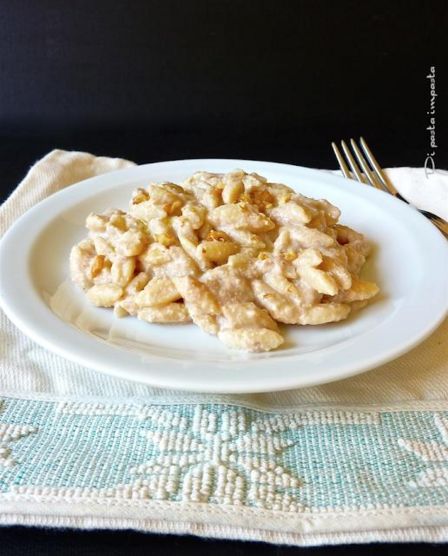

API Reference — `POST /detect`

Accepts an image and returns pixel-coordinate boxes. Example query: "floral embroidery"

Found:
[129,406,302,511]
[399,415,448,487]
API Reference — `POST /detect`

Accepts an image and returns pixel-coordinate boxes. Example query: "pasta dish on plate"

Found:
[70,170,378,352]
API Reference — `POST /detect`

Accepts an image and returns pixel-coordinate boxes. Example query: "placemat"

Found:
[1,150,447,546]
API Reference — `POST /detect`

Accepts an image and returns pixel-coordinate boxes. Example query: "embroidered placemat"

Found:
[1,150,447,546]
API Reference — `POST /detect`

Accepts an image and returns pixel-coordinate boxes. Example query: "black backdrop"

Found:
[1,0,447,194]
[1,1,447,554]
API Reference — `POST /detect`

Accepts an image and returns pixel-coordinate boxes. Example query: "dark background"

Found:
[1,0,447,198]
[1,0,447,554]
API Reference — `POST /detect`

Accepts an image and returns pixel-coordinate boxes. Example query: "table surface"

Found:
[2,527,448,556]
[1,0,447,552]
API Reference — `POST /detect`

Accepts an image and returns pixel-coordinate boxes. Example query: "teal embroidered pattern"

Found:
[131,406,301,510]
[0,401,37,468]
[399,415,448,488]
[1,396,448,513]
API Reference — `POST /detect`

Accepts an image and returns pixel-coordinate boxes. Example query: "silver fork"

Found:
[332,137,448,237]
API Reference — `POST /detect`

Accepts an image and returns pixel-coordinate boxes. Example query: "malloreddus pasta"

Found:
[70,170,379,352]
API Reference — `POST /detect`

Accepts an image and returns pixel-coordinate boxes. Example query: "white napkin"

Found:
[386,167,448,220]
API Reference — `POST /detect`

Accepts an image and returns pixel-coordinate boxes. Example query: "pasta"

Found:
[70,170,379,352]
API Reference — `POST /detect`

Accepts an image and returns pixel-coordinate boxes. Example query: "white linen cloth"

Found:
[0,150,447,546]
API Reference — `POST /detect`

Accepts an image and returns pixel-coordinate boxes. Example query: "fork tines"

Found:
[332,137,394,193]
[332,137,448,236]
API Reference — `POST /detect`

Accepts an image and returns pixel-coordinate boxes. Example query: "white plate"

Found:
[1,159,447,393]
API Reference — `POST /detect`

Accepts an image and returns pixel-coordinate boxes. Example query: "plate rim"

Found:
[1,158,447,393]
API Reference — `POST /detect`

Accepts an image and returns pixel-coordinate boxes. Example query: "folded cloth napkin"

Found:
[0,150,447,546]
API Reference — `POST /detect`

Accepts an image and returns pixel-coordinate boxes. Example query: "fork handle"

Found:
[421,210,448,237]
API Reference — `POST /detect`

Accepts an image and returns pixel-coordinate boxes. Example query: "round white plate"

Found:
[1,159,447,393]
